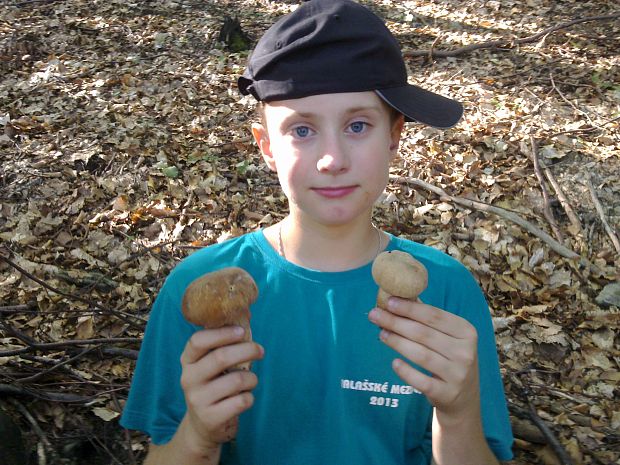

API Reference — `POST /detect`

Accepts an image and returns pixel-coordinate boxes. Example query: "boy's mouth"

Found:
[312,186,357,199]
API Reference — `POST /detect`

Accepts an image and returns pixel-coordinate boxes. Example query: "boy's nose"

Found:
[316,139,350,173]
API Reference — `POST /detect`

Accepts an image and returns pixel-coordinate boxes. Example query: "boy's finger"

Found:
[391,358,438,400]
[379,329,450,378]
[206,391,256,425]
[181,326,246,365]
[211,371,259,402]
[181,341,263,393]
[384,298,475,340]
[188,370,259,409]
[370,307,451,357]
[185,341,264,386]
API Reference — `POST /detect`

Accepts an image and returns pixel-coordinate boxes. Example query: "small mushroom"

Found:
[371,250,428,309]
[182,267,258,370]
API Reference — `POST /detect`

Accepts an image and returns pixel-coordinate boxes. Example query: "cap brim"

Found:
[376,86,463,129]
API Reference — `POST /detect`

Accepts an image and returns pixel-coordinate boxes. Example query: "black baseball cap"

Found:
[238,0,463,128]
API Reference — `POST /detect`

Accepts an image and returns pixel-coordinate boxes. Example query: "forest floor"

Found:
[1,0,619,464]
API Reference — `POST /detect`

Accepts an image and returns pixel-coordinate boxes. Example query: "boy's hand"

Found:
[368,298,480,424]
[179,326,264,451]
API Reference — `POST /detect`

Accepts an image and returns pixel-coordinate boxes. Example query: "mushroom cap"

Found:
[371,250,428,299]
[182,267,258,327]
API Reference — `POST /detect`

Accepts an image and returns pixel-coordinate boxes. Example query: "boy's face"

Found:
[252,91,404,227]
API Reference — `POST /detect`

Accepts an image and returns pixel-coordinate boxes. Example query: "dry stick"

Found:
[404,13,620,58]
[0,383,92,402]
[542,165,583,236]
[0,303,36,313]
[549,71,599,128]
[0,253,145,328]
[547,115,620,139]
[0,322,140,356]
[586,176,620,254]
[16,346,98,384]
[529,136,564,243]
[391,175,580,259]
[8,398,54,465]
[0,336,140,355]
[527,400,576,465]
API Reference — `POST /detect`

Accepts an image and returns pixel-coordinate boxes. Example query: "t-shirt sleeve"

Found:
[119,273,195,444]
[445,263,514,461]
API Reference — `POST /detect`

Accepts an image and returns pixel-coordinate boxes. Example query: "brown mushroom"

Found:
[182,267,258,370]
[371,250,428,309]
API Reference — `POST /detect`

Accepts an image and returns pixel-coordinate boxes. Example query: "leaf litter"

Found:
[0,0,618,464]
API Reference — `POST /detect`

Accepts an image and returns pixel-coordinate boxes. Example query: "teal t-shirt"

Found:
[120,231,513,463]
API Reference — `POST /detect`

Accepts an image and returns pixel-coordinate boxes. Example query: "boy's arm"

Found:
[432,408,499,465]
[144,417,221,465]
[143,326,263,465]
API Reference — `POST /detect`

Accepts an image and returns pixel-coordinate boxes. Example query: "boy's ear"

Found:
[251,123,276,171]
[389,114,405,157]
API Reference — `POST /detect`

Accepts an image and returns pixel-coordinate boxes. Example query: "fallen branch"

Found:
[529,136,564,243]
[0,252,146,328]
[15,347,99,384]
[8,398,55,465]
[527,400,576,465]
[0,336,140,355]
[0,383,92,403]
[0,323,140,357]
[547,115,620,139]
[404,13,620,58]
[99,347,139,360]
[542,165,583,237]
[0,303,36,314]
[391,175,580,259]
[586,176,620,254]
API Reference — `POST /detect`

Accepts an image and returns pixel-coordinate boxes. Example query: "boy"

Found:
[120,1,514,464]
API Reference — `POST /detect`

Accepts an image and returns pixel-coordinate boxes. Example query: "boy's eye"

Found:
[349,121,367,133]
[293,126,312,138]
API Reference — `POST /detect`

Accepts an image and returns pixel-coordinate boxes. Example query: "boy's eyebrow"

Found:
[343,105,383,115]
[280,105,383,127]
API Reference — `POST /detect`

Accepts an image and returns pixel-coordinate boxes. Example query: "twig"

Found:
[99,347,139,359]
[586,176,620,254]
[0,383,92,402]
[529,136,564,243]
[111,391,138,465]
[549,71,599,128]
[428,35,441,61]
[0,322,140,356]
[404,13,620,58]
[541,166,583,237]
[391,175,580,259]
[0,336,140,355]
[13,0,65,6]
[527,400,576,465]
[8,398,53,465]
[547,115,620,139]
[16,346,99,384]
[0,303,36,313]
[0,252,145,328]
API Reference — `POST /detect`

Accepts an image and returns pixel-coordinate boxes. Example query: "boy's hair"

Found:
[239,0,463,129]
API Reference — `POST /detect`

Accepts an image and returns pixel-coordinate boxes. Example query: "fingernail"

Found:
[387,297,399,311]
[380,329,390,341]
[233,326,245,336]
[368,308,380,323]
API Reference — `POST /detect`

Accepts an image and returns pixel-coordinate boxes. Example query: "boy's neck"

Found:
[266,214,387,272]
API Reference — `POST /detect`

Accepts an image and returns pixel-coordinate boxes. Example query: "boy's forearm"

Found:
[144,418,221,465]
[432,409,500,465]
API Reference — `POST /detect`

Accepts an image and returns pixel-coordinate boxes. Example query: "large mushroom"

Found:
[371,250,428,308]
[182,267,258,370]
